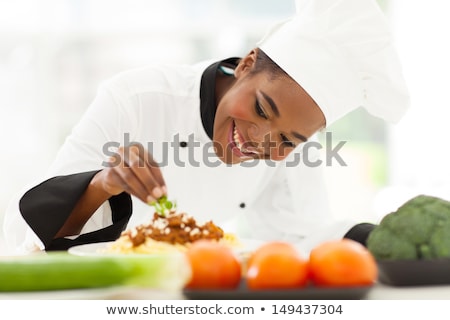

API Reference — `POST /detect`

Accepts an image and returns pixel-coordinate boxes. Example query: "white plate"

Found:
[68,239,264,257]
[68,241,116,256]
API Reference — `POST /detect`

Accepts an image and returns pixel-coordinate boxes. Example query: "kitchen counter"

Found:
[1,240,449,300]
[1,283,449,300]
[367,283,450,299]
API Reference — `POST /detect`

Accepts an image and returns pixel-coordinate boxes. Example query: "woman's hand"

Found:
[94,144,166,204]
[55,144,164,238]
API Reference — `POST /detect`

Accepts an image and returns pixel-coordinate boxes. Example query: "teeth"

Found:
[233,124,260,156]
[245,148,259,155]
[233,126,242,150]
[234,125,259,155]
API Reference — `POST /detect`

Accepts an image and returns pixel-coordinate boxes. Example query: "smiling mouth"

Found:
[230,122,260,157]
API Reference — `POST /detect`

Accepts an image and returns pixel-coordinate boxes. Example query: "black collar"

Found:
[199,57,240,140]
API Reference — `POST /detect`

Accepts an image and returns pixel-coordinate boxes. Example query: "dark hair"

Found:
[250,48,291,81]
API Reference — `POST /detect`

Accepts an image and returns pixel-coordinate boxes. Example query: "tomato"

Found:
[245,241,309,290]
[184,240,241,290]
[309,239,378,287]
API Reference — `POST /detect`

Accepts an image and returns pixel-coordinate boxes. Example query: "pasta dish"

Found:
[104,210,241,254]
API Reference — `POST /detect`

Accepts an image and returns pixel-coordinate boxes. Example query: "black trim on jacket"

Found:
[19,171,132,251]
[200,57,240,140]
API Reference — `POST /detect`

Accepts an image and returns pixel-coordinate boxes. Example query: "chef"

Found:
[3,0,409,254]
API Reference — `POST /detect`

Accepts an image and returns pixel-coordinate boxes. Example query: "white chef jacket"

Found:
[3,58,357,255]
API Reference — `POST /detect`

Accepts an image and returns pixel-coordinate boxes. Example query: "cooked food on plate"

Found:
[104,197,240,254]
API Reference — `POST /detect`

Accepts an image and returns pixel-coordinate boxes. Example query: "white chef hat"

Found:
[258,0,410,126]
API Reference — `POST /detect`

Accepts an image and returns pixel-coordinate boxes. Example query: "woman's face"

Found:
[213,51,326,164]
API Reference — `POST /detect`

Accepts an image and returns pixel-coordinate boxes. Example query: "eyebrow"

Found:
[292,131,308,142]
[261,91,280,117]
[260,90,308,143]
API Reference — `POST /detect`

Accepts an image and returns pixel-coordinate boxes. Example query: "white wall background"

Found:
[373,0,450,217]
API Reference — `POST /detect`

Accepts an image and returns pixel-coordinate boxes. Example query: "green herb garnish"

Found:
[149,195,176,217]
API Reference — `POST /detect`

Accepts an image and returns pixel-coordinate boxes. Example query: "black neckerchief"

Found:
[199,57,240,140]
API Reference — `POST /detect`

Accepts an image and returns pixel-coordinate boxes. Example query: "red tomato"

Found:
[309,239,378,287]
[184,240,241,290]
[245,241,309,290]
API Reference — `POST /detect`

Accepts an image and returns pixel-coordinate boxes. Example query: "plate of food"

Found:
[181,237,377,300]
[183,282,373,300]
[69,196,262,257]
[68,237,261,257]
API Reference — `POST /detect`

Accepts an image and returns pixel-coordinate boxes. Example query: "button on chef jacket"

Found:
[3,58,370,254]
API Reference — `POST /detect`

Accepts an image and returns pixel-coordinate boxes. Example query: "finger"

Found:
[123,145,165,200]
[113,166,149,203]
[144,151,166,190]
[113,149,150,203]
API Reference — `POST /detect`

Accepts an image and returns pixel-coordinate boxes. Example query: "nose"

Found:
[247,122,271,142]
[247,122,275,156]
[246,123,292,161]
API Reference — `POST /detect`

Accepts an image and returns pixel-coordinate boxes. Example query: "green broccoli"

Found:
[366,226,417,260]
[429,219,450,258]
[367,194,450,260]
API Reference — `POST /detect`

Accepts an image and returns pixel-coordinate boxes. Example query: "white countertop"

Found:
[367,283,450,299]
[1,283,449,300]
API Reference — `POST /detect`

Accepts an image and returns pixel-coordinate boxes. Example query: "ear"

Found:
[234,49,258,78]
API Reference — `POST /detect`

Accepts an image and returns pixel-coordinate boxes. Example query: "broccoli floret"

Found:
[428,219,450,258]
[385,207,435,245]
[367,194,450,260]
[366,226,417,260]
[398,194,450,220]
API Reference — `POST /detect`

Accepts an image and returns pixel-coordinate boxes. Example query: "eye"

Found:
[280,134,296,148]
[255,100,268,119]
